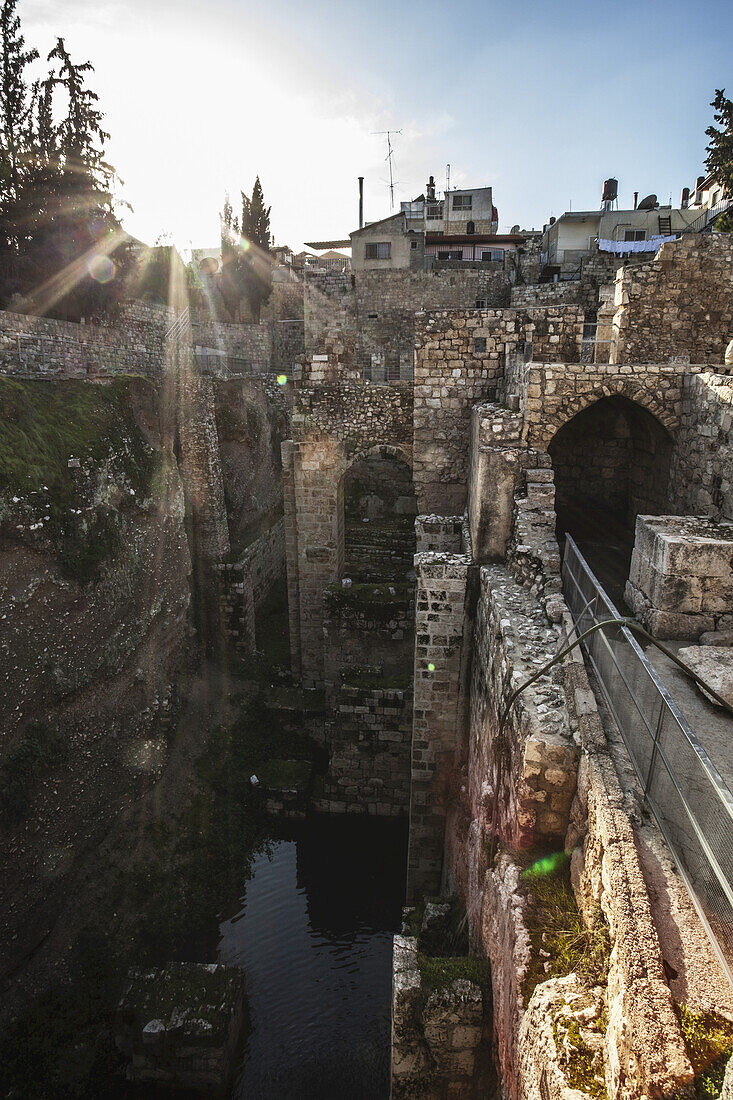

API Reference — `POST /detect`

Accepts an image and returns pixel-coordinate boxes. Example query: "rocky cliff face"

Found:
[0,376,192,984]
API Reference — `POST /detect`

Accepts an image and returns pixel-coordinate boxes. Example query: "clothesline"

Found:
[597,234,679,255]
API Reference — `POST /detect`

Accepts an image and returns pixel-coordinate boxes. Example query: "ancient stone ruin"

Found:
[2,223,733,1097]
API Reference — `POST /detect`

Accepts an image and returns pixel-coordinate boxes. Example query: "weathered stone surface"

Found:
[677,645,733,707]
[115,963,246,1090]
[626,516,733,639]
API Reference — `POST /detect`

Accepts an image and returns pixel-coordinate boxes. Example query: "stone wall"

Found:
[391,934,487,1099]
[217,517,286,652]
[260,279,304,321]
[319,681,413,815]
[304,269,356,355]
[0,302,170,379]
[0,301,299,382]
[354,268,514,377]
[611,234,733,365]
[413,307,584,514]
[671,371,733,519]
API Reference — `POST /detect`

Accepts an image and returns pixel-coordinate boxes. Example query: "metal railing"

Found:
[562,535,733,983]
[164,307,191,343]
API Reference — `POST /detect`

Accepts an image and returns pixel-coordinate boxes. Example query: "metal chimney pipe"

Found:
[633,191,638,210]
[358,177,364,229]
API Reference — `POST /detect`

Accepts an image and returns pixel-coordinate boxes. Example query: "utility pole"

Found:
[373,129,402,210]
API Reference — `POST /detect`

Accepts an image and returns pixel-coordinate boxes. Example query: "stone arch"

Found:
[531,380,679,451]
[338,445,416,581]
[548,394,674,592]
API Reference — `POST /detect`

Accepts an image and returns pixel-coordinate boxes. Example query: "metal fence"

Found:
[562,534,733,983]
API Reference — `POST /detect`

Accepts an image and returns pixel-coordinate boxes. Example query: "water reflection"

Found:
[218,816,408,1100]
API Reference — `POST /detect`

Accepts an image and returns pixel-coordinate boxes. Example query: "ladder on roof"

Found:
[658,213,672,236]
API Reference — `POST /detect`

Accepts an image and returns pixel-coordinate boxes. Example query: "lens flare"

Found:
[521,851,568,879]
[277,374,288,386]
[88,254,116,284]
[427,662,435,672]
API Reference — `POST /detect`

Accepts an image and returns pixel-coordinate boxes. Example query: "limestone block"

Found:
[677,645,733,707]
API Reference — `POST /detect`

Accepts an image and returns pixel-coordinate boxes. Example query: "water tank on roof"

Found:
[601,178,618,203]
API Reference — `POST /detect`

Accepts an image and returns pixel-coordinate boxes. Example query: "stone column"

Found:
[407,552,470,901]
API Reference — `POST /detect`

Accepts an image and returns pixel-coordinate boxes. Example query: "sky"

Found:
[22,0,733,253]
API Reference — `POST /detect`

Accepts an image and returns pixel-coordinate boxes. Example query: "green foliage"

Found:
[0,718,66,822]
[676,1003,733,1100]
[0,376,156,581]
[705,89,733,197]
[521,854,610,1003]
[0,5,132,318]
[220,176,272,322]
[713,209,733,233]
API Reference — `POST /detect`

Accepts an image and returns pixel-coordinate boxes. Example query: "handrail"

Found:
[561,534,733,984]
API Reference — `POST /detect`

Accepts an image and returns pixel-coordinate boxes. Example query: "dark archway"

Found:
[341,452,416,581]
[549,395,673,601]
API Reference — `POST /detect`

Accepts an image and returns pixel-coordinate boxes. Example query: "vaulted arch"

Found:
[339,448,416,581]
[549,395,674,597]
[530,381,680,451]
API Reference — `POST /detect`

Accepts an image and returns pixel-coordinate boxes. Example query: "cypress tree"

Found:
[705,89,733,199]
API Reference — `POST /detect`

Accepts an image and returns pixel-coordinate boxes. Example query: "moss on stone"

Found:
[552,1012,606,1098]
[324,581,414,620]
[521,855,610,1003]
[0,376,157,583]
[256,758,312,791]
[417,953,486,993]
[0,375,155,501]
[342,668,412,691]
[676,1003,733,1100]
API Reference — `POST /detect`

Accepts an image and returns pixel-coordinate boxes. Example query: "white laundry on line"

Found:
[597,234,679,255]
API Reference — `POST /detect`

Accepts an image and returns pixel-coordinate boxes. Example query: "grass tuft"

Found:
[676,1003,733,1100]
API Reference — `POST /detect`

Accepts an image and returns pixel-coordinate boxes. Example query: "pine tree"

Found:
[0,0,37,204]
[705,89,733,197]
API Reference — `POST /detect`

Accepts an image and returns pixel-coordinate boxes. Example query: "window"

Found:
[475,298,486,309]
[426,204,443,219]
[474,338,487,353]
[410,239,418,250]
[438,249,463,260]
[481,249,504,262]
[623,229,646,242]
[466,221,475,234]
[452,194,472,210]
[365,241,391,259]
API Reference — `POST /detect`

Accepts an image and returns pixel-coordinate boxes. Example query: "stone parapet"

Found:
[625,514,733,638]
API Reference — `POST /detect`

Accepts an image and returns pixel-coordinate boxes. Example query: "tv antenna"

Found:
[373,129,402,210]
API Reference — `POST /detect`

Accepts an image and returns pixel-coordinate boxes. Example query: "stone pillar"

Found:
[407,552,470,901]
[281,440,302,679]
[291,438,343,687]
[468,404,527,563]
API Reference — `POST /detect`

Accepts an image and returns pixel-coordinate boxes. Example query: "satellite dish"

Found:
[637,194,658,211]
[511,224,520,234]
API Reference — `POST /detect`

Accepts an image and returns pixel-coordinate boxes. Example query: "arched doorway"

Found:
[341,450,416,581]
[549,396,673,601]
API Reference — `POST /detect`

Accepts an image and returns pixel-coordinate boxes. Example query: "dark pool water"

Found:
[218,816,408,1100]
